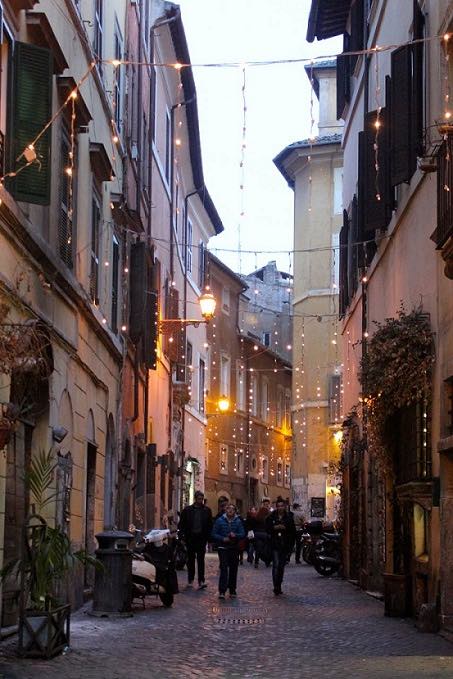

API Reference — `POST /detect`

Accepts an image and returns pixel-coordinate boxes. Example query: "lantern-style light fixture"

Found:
[159,289,217,333]
[217,395,230,413]
[199,291,216,321]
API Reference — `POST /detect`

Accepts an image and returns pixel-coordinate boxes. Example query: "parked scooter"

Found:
[312,531,342,577]
[131,529,179,607]
[174,530,188,571]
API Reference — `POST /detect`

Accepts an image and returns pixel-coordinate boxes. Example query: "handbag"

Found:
[247,530,255,539]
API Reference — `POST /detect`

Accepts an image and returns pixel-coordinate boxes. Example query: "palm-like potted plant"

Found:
[1,449,99,658]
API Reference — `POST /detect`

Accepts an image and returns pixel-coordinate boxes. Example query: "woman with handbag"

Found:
[211,503,245,599]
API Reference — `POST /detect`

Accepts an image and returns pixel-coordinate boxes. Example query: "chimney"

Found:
[306,60,343,137]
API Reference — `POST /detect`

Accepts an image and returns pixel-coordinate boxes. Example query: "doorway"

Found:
[84,443,97,587]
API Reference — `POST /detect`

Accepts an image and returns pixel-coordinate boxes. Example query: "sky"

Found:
[177,0,342,275]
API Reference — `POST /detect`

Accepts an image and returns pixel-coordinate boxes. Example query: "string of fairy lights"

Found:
[3,28,451,488]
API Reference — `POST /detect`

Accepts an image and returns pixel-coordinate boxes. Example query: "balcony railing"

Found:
[435,134,453,248]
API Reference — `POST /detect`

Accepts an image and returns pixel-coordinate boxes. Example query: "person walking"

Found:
[254,498,272,568]
[211,503,245,599]
[292,503,306,564]
[179,490,213,590]
[266,497,296,595]
[245,506,259,564]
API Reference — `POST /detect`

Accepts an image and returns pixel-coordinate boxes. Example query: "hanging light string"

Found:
[238,64,247,274]
[67,93,77,250]
[373,45,382,202]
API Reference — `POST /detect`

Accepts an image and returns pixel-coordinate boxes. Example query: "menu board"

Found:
[310,496,326,518]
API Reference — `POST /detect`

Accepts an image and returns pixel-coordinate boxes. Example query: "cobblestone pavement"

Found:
[1,554,453,679]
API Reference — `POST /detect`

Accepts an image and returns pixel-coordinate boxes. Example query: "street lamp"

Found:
[159,290,216,333]
[206,396,231,418]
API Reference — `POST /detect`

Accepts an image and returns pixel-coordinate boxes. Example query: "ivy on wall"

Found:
[358,305,434,472]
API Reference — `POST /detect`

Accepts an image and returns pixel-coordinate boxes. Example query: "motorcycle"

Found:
[312,531,342,577]
[131,529,179,608]
[301,520,324,565]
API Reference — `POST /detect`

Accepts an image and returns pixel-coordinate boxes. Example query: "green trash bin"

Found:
[92,530,134,617]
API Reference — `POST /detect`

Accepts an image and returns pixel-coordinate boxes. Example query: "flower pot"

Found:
[19,604,70,658]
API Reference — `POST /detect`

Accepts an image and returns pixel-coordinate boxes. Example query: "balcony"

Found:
[435,135,453,249]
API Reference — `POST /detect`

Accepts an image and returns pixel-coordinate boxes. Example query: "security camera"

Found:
[52,426,68,443]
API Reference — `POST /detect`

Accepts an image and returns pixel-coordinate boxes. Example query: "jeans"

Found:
[186,536,207,584]
[218,548,239,594]
[295,529,303,563]
[272,549,287,591]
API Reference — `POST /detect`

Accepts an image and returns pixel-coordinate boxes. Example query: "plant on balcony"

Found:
[359,305,434,473]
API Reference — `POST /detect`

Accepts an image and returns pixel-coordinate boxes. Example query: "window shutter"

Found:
[412,0,425,159]
[9,42,53,205]
[143,270,158,370]
[358,111,389,236]
[111,237,119,335]
[339,210,349,317]
[58,129,73,268]
[349,0,364,73]
[336,33,350,120]
[129,241,146,342]
[390,46,413,186]
[348,195,359,298]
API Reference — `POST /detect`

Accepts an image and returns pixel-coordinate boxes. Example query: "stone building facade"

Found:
[274,60,344,522]
[306,0,453,631]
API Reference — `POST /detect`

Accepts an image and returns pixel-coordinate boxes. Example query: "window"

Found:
[236,449,244,477]
[328,374,341,424]
[151,67,157,142]
[142,113,149,192]
[220,354,231,397]
[198,241,206,289]
[251,374,258,417]
[93,0,104,69]
[263,332,271,347]
[186,219,193,273]
[277,460,283,486]
[220,444,228,474]
[331,232,340,291]
[284,390,291,430]
[236,360,246,411]
[261,378,269,422]
[199,358,205,414]
[261,456,268,484]
[174,182,179,235]
[414,503,428,557]
[333,167,343,214]
[222,287,230,314]
[90,190,101,304]
[58,121,74,269]
[165,109,171,183]
[284,463,291,488]
[186,341,193,390]
[113,23,123,134]
[111,235,119,334]
[143,0,150,53]
[276,387,284,428]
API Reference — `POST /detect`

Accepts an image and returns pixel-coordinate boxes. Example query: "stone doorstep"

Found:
[439,628,453,645]
[365,590,384,601]
[0,624,18,640]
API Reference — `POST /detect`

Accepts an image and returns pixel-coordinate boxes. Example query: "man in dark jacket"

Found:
[266,497,296,595]
[212,503,245,599]
[179,490,213,589]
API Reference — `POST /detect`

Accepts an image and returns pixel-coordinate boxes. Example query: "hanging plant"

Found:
[359,305,434,471]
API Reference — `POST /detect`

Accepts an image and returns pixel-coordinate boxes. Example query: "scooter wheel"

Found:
[313,559,339,577]
[159,592,174,607]
[302,545,312,564]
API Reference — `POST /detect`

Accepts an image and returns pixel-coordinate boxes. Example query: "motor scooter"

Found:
[312,531,342,577]
[131,529,178,607]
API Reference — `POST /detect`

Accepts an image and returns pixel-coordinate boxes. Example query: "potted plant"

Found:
[1,449,99,658]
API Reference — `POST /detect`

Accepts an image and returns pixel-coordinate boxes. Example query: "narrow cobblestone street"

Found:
[1,555,452,679]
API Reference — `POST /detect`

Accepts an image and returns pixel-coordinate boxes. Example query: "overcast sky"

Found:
[177,0,342,275]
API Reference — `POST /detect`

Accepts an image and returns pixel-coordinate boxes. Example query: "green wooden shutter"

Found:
[9,42,53,205]
[390,46,413,186]
[129,241,146,342]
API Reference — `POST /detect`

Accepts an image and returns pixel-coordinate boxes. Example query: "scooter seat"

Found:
[322,532,340,540]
